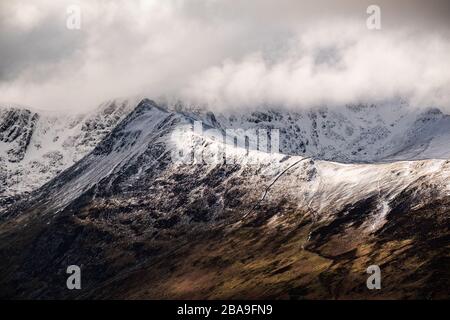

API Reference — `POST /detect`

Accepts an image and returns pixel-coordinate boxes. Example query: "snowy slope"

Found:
[182,101,450,163]
[0,98,139,199]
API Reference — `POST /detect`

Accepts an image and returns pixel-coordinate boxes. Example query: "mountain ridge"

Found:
[0,98,449,299]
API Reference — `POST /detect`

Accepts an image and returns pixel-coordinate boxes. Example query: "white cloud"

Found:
[183,23,450,111]
[0,0,449,112]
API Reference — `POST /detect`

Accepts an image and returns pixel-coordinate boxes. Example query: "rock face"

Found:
[0,99,449,299]
[0,108,39,163]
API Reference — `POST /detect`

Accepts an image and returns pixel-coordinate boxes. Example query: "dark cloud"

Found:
[0,1,85,82]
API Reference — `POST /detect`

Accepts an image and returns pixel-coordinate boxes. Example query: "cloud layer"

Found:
[0,0,449,112]
[183,24,450,111]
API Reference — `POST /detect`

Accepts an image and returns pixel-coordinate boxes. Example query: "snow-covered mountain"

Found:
[2,98,450,202]
[0,98,448,299]
[0,98,140,200]
[187,101,450,162]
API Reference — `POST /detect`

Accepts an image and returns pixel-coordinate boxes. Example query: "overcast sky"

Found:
[0,0,449,112]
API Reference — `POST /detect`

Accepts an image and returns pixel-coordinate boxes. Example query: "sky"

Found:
[0,0,449,112]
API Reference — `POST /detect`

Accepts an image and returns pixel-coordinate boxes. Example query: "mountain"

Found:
[0,99,449,299]
[0,98,139,201]
[2,98,450,202]
[187,101,450,162]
